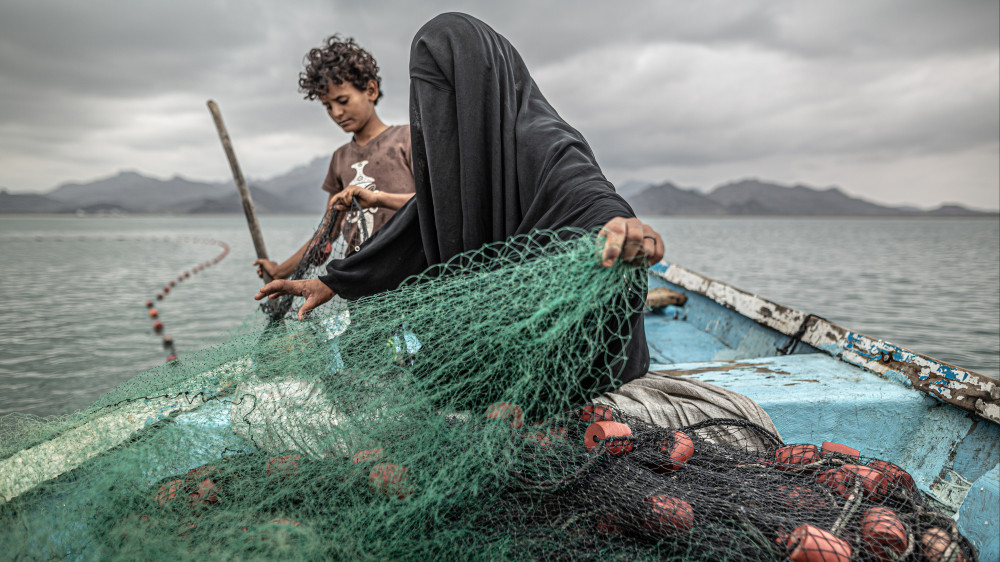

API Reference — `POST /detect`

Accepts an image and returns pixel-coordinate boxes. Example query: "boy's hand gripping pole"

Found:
[206,100,272,284]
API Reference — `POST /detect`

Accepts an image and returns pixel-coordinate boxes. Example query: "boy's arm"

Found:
[371,191,414,211]
[254,240,310,280]
[331,185,414,212]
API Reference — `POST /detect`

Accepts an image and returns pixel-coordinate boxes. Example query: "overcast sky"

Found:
[1,0,997,209]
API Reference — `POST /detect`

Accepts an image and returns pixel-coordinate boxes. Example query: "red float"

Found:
[368,462,411,499]
[594,513,621,535]
[485,401,525,429]
[186,465,216,480]
[579,403,615,422]
[867,459,916,494]
[266,454,302,477]
[154,479,184,507]
[653,430,694,472]
[584,421,634,455]
[775,444,821,471]
[644,494,694,534]
[920,528,966,562]
[351,449,384,464]
[524,426,568,449]
[188,478,220,508]
[816,465,889,501]
[778,524,852,562]
[860,507,907,562]
[820,441,860,460]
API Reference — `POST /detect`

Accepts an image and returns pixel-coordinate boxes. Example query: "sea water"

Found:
[1,214,997,416]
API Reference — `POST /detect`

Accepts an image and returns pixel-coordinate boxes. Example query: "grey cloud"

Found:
[0,0,996,208]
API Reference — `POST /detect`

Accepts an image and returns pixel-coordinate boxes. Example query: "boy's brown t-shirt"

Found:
[322,124,414,253]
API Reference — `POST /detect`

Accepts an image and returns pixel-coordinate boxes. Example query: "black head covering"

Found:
[320,12,649,387]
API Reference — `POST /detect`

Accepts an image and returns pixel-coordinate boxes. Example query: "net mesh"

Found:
[0,227,976,561]
[259,199,367,323]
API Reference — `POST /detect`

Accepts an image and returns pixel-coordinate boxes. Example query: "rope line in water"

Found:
[138,237,230,363]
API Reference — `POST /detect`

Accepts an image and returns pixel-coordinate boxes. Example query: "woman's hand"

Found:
[331,185,380,211]
[598,217,664,267]
[254,278,336,320]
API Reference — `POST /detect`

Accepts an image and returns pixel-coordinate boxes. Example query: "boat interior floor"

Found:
[643,309,998,524]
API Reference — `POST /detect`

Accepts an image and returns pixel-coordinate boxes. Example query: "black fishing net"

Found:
[0,226,976,561]
[257,198,367,322]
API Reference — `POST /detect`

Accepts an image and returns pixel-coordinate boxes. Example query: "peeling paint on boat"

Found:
[649,263,1000,424]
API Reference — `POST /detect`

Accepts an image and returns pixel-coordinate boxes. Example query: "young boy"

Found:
[255,35,415,280]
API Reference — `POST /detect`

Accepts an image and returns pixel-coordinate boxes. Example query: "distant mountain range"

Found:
[0,157,331,215]
[623,179,996,217]
[1,160,995,217]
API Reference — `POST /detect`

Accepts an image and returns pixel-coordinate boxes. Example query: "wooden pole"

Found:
[206,100,272,284]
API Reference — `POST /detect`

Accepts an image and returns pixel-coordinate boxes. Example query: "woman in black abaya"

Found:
[256,12,664,391]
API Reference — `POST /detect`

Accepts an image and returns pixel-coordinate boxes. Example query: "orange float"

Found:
[867,459,916,494]
[652,430,694,472]
[594,513,621,535]
[644,494,694,534]
[920,528,966,562]
[779,524,852,562]
[821,441,860,460]
[485,401,524,429]
[524,425,568,449]
[184,464,215,480]
[860,507,907,562]
[154,479,184,507]
[579,404,615,422]
[368,462,411,499]
[188,477,220,508]
[584,421,634,455]
[816,464,890,501]
[351,449,384,464]
[266,454,302,477]
[775,444,821,471]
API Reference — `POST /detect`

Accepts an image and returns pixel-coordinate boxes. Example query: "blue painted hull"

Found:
[646,263,1000,559]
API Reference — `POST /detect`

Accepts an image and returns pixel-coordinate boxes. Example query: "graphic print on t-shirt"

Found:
[345,161,377,241]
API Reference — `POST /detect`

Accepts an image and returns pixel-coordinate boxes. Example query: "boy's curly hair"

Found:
[299,35,383,104]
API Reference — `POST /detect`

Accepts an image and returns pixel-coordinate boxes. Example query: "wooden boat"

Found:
[2,262,997,559]
[645,261,999,560]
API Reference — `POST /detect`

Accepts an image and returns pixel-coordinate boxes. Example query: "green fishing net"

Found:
[0,227,976,561]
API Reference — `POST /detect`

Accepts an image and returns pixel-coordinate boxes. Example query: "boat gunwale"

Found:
[649,262,1000,425]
